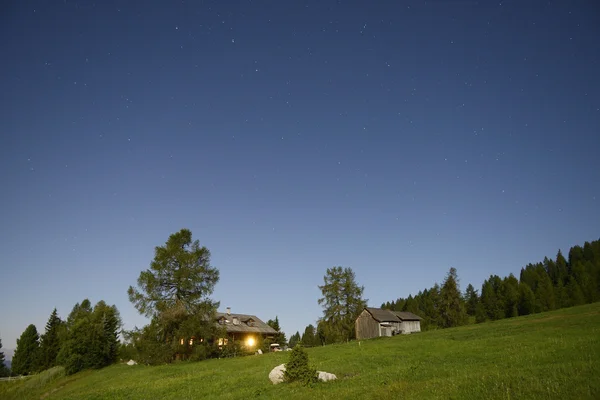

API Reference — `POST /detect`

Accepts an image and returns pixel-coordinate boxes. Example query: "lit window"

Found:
[189,338,194,345]
[180,338,184,345]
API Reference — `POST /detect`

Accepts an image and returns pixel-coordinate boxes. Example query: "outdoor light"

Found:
[246,337,256,347]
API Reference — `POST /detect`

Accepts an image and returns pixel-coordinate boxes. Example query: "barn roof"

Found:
[214,312,277,335]
[364,307,422,322]
[392,311,422,321]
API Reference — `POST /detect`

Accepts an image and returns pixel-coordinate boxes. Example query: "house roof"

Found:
[214,312,277,335]
[364,307,422,322]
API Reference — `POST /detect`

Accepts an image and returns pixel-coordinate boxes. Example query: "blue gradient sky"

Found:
[1,1,599,351]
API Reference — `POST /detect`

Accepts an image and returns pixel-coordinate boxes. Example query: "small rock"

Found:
[126,359,137,366]
[317,371,337,382]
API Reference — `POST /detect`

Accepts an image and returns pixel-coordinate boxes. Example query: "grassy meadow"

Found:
[2,303,599,400]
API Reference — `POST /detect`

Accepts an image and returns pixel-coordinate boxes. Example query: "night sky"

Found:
[1,1,599,350]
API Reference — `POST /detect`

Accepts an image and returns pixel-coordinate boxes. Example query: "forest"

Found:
[380,239,600,330]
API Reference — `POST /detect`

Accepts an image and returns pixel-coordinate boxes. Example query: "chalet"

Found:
[355,307,422,340]
[214,307,277,348]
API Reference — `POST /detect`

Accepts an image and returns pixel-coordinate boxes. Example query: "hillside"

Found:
[2,303,599,400]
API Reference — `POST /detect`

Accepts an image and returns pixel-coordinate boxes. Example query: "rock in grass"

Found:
[269,364,286,384]
[317,371,337,382]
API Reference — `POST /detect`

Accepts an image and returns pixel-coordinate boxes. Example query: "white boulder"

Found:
[126,359,137,366]
[269,364,286,384]
[317,371,337,382]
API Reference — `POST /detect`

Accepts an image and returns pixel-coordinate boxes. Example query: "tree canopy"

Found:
[318,266,367,343]
[128,229,220,318]
[38,308,65,371]
[11,324,40,376]
[127,229,220,363]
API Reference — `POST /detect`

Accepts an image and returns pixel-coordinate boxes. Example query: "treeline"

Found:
[381,238,600,329]
[9,299,121,376]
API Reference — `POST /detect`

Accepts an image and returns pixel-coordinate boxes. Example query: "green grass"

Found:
[2,303,599,400]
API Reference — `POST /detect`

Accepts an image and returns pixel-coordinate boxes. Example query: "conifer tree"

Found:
[128,229,219,358]
[439,267,467,328]
[11,324,40,375]
[318,266,367,342]
[39,308,65,371]
[502,274,519,318]
[518,282,536,316]
[535,272,556,312]
[301,324,318,347]
[564,276,585,307]
[464,284,479,316]
[288,332,301,348]
[0,337,10,377]
[555,250,569,285]
[267,316,287,345]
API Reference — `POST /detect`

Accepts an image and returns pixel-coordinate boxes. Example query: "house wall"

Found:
[355,309,380,339]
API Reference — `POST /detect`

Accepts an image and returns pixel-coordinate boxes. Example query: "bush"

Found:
[284,345,318,386]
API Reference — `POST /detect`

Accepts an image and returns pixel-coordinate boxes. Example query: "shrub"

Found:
[284,345,318,385]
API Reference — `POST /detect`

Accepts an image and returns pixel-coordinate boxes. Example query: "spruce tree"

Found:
[439,267,467,328]
[535,272,556,312]
[0,337,10,377]
[565,276,585,307]
[517,282,535,315]
[301,324,318,347]
[555,250,569,285]
[502,274,519,318]
[267,316,287,345]
[39,308,65,371]
[11,324,40,375]
[288,332,301,348]
[464,284,479,316]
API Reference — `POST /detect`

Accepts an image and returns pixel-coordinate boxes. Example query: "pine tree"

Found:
[535,272,556,312]
[502,274,519,318]
[11,324,40,375]
[128,229,220,354]
[518,282,536,315]
[267,316,287,345]
[464,284,479,316]
[288,332,301,348]
[57,299,122,375]
[439,268,467,328]
[0,337,10,377]
[555,250,569,285]
[318,267,367,342]
[481,277,504,320]
[39,308,65,371]
[301,324,318,347]
[564,276,585,307]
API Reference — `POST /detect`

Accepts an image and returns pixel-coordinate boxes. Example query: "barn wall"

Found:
[355,310,380,339]
[400,320,421,334]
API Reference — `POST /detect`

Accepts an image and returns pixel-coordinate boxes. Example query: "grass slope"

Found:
[2,303,599,400]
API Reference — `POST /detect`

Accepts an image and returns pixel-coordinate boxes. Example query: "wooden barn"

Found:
[355,307,422,339]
